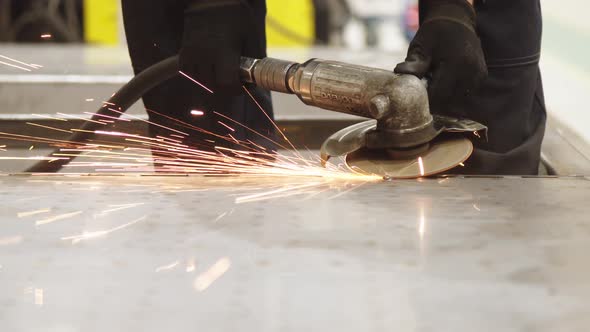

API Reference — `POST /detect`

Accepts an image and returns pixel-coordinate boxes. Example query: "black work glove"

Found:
[395,0,487,115]
[180,0,253,95]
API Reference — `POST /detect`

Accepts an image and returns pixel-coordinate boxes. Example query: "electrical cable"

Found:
[26,55,180,172]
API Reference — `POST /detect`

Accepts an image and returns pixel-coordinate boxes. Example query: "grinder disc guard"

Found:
[321,115,486,178]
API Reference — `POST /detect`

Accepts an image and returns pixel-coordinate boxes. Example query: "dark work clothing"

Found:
[121,0,275,151]
[423,0,546,175]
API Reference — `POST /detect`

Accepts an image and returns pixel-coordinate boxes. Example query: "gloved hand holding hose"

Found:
[395,0,487,115]
[180,0,256,95]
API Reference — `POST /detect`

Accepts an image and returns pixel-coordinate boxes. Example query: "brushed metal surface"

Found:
[0,174,589,331]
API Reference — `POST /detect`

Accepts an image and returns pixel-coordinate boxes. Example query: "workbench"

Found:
[1,174,589,331]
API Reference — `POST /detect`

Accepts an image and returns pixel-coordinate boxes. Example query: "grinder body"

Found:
[240,57,438,149]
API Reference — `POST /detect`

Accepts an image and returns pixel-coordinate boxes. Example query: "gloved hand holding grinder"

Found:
[395,0,487,115]
[181,0,487,116]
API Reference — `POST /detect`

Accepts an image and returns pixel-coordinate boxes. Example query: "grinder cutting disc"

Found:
[345,136,473,178]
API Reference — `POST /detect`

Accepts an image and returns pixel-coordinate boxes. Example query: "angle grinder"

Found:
[240,57,486,178]
[27,56,486,177]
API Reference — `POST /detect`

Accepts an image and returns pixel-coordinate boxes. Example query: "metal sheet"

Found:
[1,175,589,331]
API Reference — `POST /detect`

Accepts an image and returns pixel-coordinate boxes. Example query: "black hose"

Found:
[26,55,180,172]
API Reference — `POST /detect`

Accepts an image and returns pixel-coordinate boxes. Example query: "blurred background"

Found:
[0,0,414,48]
[0,0,588,172]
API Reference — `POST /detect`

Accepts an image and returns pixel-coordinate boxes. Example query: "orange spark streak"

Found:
[179,71,214,94]
[26,122,72,134]
[214,111,287,150]
[107,108,189,136]
[85,111,130,122]
[242,85,310,164]
[0,157,68,161]
[0,54,38,69]
[32,114,67,122]
[57,113,107,125]
[218,121,235,132]
[191,110,205,116]
[0,60,32,71]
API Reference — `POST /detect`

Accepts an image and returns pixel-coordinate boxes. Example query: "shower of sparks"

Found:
[0,80,383,187]
[61,215,147,244]
[3,112,380,180]
[193,257,231,292]
[179,71,214,94]
[418,157,425,177]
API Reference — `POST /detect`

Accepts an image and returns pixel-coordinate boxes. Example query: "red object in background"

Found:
[403,2,420,41]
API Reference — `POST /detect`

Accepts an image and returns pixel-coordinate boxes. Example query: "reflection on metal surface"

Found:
[61,215,147,244]
[0,236,23,246]
[213,212,229,222]
[193,258,231,292]
[155,261,180,273]
[17,208,51,218]
[419,206,426,239]
[36,211,83,226]
[418,157,425,177]
[235,182,325,204]
[34,288,44,307]
[1,174,590,331]
[94,203,145,218]
[186,259,196,273]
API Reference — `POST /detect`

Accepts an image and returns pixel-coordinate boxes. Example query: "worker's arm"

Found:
[180,0,254,95]
[395,0,486,114]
